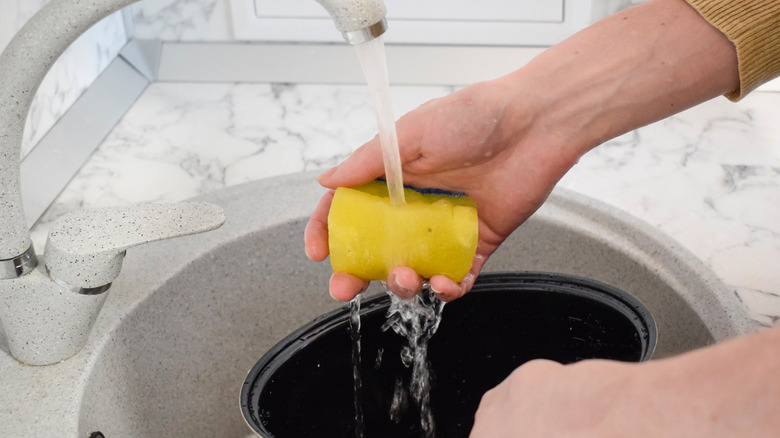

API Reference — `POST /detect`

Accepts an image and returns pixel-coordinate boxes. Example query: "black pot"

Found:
[241,272,656,438]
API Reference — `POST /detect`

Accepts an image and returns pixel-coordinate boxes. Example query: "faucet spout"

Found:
[315,0,388,44]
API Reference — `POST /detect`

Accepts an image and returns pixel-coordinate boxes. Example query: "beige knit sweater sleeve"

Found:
[684,0,780,100]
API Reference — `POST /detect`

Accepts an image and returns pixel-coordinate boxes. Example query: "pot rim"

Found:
[239,270,657,437]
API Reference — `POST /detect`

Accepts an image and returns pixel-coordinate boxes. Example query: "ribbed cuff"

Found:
[685,0,780,101]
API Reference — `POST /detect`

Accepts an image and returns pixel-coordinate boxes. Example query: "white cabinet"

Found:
[230,0,594,46]
[254,0,562,22]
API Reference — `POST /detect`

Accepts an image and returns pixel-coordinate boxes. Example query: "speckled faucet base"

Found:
[0,267,108,366]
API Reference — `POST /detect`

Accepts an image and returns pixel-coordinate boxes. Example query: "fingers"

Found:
[387,248,493,301]
[319,101,431,189]
[387,266,425,299]
[318,138,386,189]
[329,272,369,301]
[329,268,424,302]
[511,358,564,379]
[305,191,370,301]
[470,359,564,438]
[303,190,335,262]
[429,275,470,302]
[429,252,489,302]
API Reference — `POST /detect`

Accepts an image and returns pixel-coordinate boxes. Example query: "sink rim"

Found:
[0,171,759,437]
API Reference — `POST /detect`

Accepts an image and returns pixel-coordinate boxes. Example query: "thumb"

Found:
[318,137,386,189]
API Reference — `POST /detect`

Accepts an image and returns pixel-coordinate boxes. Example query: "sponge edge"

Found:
[328,181,478,282]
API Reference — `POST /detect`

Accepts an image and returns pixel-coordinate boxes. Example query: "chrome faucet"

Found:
[0,0,387,365]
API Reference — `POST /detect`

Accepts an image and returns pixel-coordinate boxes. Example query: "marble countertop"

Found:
[30,81,780,325]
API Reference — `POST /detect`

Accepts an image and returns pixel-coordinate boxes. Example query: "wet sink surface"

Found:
[3,172,753,437]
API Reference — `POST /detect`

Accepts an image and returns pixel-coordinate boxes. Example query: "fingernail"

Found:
[319,163,341,181]
[393,276,413,297]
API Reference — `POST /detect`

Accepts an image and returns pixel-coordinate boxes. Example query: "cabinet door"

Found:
[255,0,562,23]
[230,0,593,46]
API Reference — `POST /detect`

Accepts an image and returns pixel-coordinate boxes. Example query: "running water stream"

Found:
[349,33,444,438]
[353,35,406,206]
[349,294,365,438]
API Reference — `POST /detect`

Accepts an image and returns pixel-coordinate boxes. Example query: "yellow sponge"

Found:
[328,181,478,282]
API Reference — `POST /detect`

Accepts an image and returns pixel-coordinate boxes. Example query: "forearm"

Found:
[497,0,739,162]
[642,324,780,435]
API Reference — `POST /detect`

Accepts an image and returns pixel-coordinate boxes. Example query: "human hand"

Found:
[304,79,581,302]
[470,326,780,437]
[469,359,643,438]
[306,0,739,303]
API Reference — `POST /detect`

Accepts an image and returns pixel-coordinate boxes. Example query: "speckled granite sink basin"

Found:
[0,172,757,437]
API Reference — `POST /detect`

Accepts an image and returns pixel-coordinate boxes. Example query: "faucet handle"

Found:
[44,202,226,290]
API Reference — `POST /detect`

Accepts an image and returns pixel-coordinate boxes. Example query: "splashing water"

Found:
[349,286,445,438]
[381,285,446,438]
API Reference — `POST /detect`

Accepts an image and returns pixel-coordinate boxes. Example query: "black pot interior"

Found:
[241,272,656,438]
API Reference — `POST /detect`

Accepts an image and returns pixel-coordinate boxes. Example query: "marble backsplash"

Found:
[28,80,780,326]
[126,0,233,41]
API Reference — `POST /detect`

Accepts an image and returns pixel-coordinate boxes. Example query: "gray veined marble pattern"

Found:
[30,82,780,326]
[30,82,452,236]
[126,0,232,41]
[559,92,780,325]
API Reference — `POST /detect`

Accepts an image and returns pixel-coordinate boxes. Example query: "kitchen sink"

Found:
[0,172,755,437]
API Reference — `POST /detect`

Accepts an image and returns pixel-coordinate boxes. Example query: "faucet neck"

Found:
[0,0,139,260]
[342,18,387,45]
